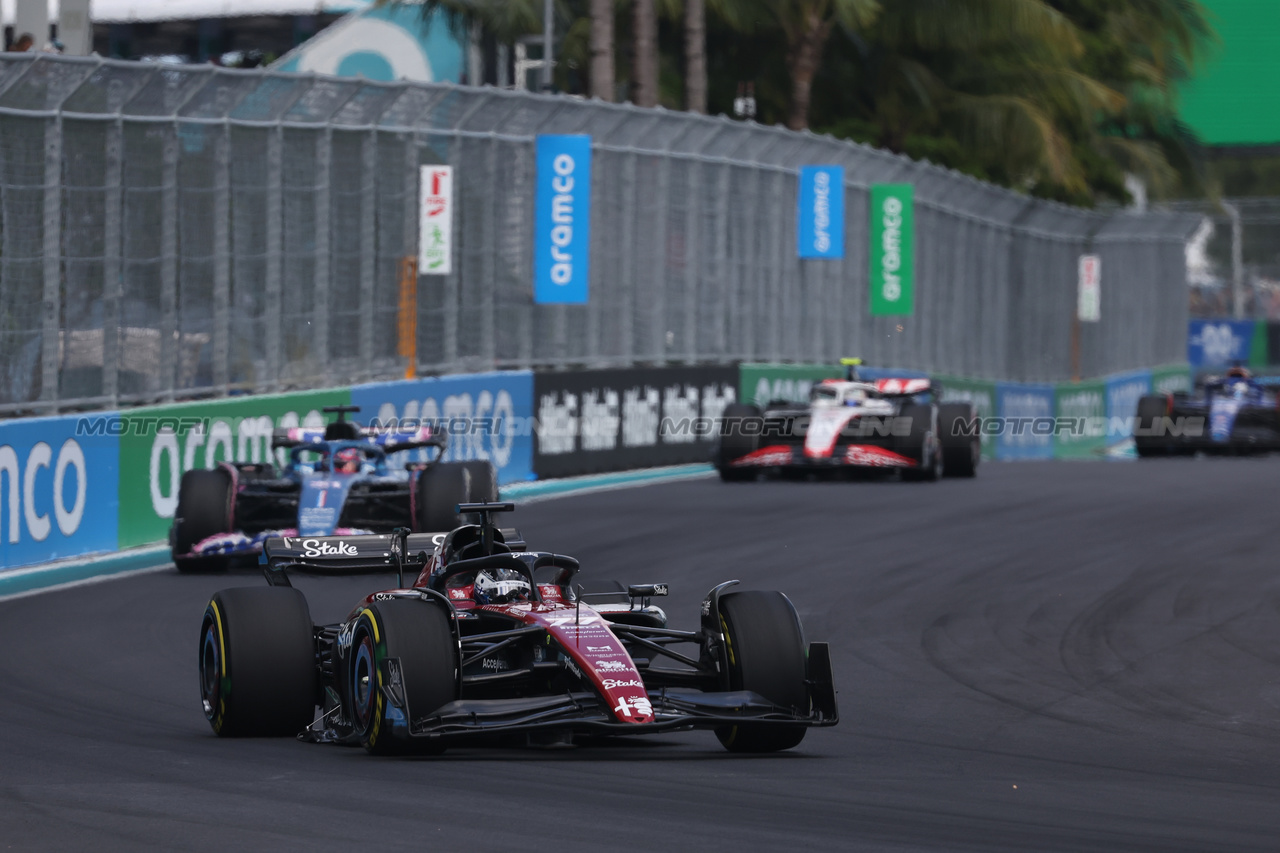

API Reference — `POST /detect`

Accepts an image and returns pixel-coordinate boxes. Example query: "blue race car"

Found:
[170,405,497,572]
[1135,367,1280,456]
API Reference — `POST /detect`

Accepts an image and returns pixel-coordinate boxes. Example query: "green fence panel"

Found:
[739,363,841,408]
[1054,379,1108,459]
[117,389,350,549]
[1150,363,1192,395]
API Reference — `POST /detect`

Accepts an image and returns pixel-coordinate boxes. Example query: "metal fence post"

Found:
[159,122,179,401]
[264,124,284,389]
[314,126,332,383]
[212,121,231,393]
[101,118,123,407]
[39,116,63,410]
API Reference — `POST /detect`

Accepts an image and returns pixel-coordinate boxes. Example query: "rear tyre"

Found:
[173,468,234,573]
[458,460,499,523]
[199,586,317,737]
[416,461,473,532]
[717,403,762,482]
[938,402,980,477]
[898,403,941,482]
[347,600,458,755]
[1135,394,1171,458]
[715,591,809,753]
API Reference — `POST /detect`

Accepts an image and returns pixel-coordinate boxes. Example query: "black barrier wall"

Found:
[533,367,738,478]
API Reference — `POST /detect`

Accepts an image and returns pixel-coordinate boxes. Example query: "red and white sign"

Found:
[419,166,453,275]
[1078,254,1100,322]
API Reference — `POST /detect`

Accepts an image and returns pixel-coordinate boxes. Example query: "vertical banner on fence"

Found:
[419,165,453,275]
[869,184,914,315]
[1078,255,1101,322]
[797,166,845,259]
[534,135,592,304]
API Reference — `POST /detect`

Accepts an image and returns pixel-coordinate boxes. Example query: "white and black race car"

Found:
[716,362,979,482]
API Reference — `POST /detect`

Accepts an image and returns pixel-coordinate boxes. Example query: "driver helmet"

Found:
[1226,365,1252,380]
[473,568,531,605]
[334,447,362,474]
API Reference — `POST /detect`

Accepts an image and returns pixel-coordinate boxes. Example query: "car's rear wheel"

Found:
[348,600,457,755]
[416,461,485,532]
[938,402,980,477]
[173,468,233,573]
[717,403,762,482]
[199,586,317,737]
[898,403,941,482]
[1135,394,1172,457]
[715,590,809,753]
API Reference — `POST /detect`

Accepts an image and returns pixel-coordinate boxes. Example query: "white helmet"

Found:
[473,568,531,605]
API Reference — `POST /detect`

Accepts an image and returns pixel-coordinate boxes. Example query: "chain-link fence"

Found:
[1169,198,1280,320]
[0,53,1201,414]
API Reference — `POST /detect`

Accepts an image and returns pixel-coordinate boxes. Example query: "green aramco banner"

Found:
[869,184,914,316]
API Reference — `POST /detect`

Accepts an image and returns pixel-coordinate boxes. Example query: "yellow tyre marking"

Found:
[210,600,228,679]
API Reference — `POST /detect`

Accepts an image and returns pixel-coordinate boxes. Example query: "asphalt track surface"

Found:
[5,459,1280,851]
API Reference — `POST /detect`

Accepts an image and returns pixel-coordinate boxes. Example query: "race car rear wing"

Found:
[261,526,526,586]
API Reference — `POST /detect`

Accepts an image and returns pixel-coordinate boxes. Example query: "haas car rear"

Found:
[170,405,498,572]
[717,367,979,481]
[198,503,837,754]
[1135,367,1280,456]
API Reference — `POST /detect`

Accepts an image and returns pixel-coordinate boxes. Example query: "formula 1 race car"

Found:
[716,360,979,481]
[197,503,838,754]
[1135,366,1280,456]
[170,405,497,572]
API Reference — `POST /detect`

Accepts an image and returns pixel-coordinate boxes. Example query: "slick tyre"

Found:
[715,591,809,753]
[717,403,762,482]
[457,460,499,523]
[938,402,980,477]
[1135,394,1171,458]
[173,468,233,573]
[416,461,474,532]
[199,587,317,737]
[898,403,941,482]
[348,600,458,755]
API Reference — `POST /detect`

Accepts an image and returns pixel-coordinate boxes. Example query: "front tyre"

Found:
[199,587,317,737]
[715,591,809,753]
[347,600,458,755]
[898,403,941,482]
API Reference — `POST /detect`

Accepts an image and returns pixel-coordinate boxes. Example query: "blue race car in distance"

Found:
[1135,366,1280,456]
[170,405,497,572]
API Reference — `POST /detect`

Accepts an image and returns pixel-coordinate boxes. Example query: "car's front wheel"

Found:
[173,468,234,572]
[715,590,809,753]
[199,586,317,737]
[347,599,458,755]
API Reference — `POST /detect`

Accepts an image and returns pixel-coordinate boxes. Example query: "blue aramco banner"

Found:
[0,414,119,568]
[351,371,535,485]
[534,135,592,304]
[995,383,1055,460]
[1187,319,1254,369]
[797,165,845,259]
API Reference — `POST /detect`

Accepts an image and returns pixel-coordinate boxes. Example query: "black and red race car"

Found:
[716,362,979,481]
[198,503,838,754]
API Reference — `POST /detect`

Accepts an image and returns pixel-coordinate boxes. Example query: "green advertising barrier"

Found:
[739,363,841,407]
[116,389,350,548]
[1054,379,1107,459]
[1150,363,1191,395]
[1250,321,1269,368]
[935,375,997,459]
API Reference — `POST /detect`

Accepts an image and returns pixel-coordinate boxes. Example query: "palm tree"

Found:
[684,0,707,112]
[590,0,615,100]
[631,0,659,106]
